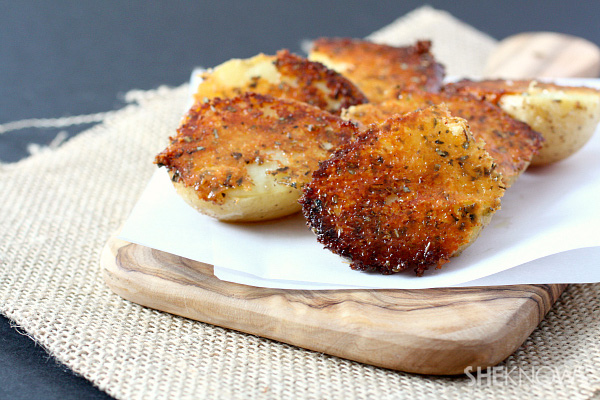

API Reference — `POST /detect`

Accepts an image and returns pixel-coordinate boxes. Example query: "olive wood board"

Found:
[101,235,566,375]
[484,31,600,78]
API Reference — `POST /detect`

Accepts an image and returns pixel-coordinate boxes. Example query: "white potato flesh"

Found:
[499,83,600,166]
[307,51,353,74]
[172,160,302,222]
[197,54,281,95]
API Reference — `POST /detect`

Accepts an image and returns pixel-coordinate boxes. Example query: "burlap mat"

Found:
[1,6,599,399]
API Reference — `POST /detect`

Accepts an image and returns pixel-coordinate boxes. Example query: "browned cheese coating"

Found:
[445,79,536,104]
[446,79,600,166]
[194,50,368,115]
[300,105,505,276]
[445,79,600,104]
[155,93,358,204]
[309,38,445,103]
[344,91,543,187]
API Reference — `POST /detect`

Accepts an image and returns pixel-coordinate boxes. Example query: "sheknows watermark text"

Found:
[465,365,583,386]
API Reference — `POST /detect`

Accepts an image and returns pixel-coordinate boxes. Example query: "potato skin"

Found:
[446,79,600,165]
[155,93,358,221]
[300,105,504,276]
[309,38,445,103]
[343,91,543,187]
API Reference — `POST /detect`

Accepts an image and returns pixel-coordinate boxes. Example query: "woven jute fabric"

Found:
[1,6,599,399]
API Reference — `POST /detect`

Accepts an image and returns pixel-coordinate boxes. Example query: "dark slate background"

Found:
[1,1,599,398]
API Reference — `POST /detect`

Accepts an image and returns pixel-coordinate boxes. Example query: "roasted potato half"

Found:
[447,80,600,166]
[193,50,367,115]
[155,93,358,221]
[300,105,505,276]
[343,91,543,187]
[309,38,445,103]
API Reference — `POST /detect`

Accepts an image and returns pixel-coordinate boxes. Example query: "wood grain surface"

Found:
[484,32,600,78]
[101,236,566,375]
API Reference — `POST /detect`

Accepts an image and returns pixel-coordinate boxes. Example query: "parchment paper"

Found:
[119,78,600,289]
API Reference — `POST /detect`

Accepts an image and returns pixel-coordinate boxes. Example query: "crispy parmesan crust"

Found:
[309,38,445,103]
[446,79,600,166]
[273,50,369,113]
[194,50,368,115]
[300,105,504,276]
[155,93,358,205]
[343,91,543,187]
[445,79,535,104]
[445,79,600,104]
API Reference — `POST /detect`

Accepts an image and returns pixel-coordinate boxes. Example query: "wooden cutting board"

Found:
[101,32,598,375]
[102,236,566,375]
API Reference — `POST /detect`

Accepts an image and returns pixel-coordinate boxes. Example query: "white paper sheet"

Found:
[119,78,600,289]
[213,247,600,289]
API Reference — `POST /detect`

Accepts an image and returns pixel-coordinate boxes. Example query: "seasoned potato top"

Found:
[155,93,358,204]
[343,91,543,186]
[300,105,504,276]
[309,38,445,103]
[194,50,368,115]
[446,79,600,165]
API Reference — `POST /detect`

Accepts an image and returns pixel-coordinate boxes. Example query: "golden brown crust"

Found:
[155,93,358,204]
[445,79,600,104]
[445,79,600,166]
[300,105,504,276]
[194,50,368,115]
[273,50,369,113]
[343,91,543,187]
[310,38,445,103]
[445,79,533,104]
